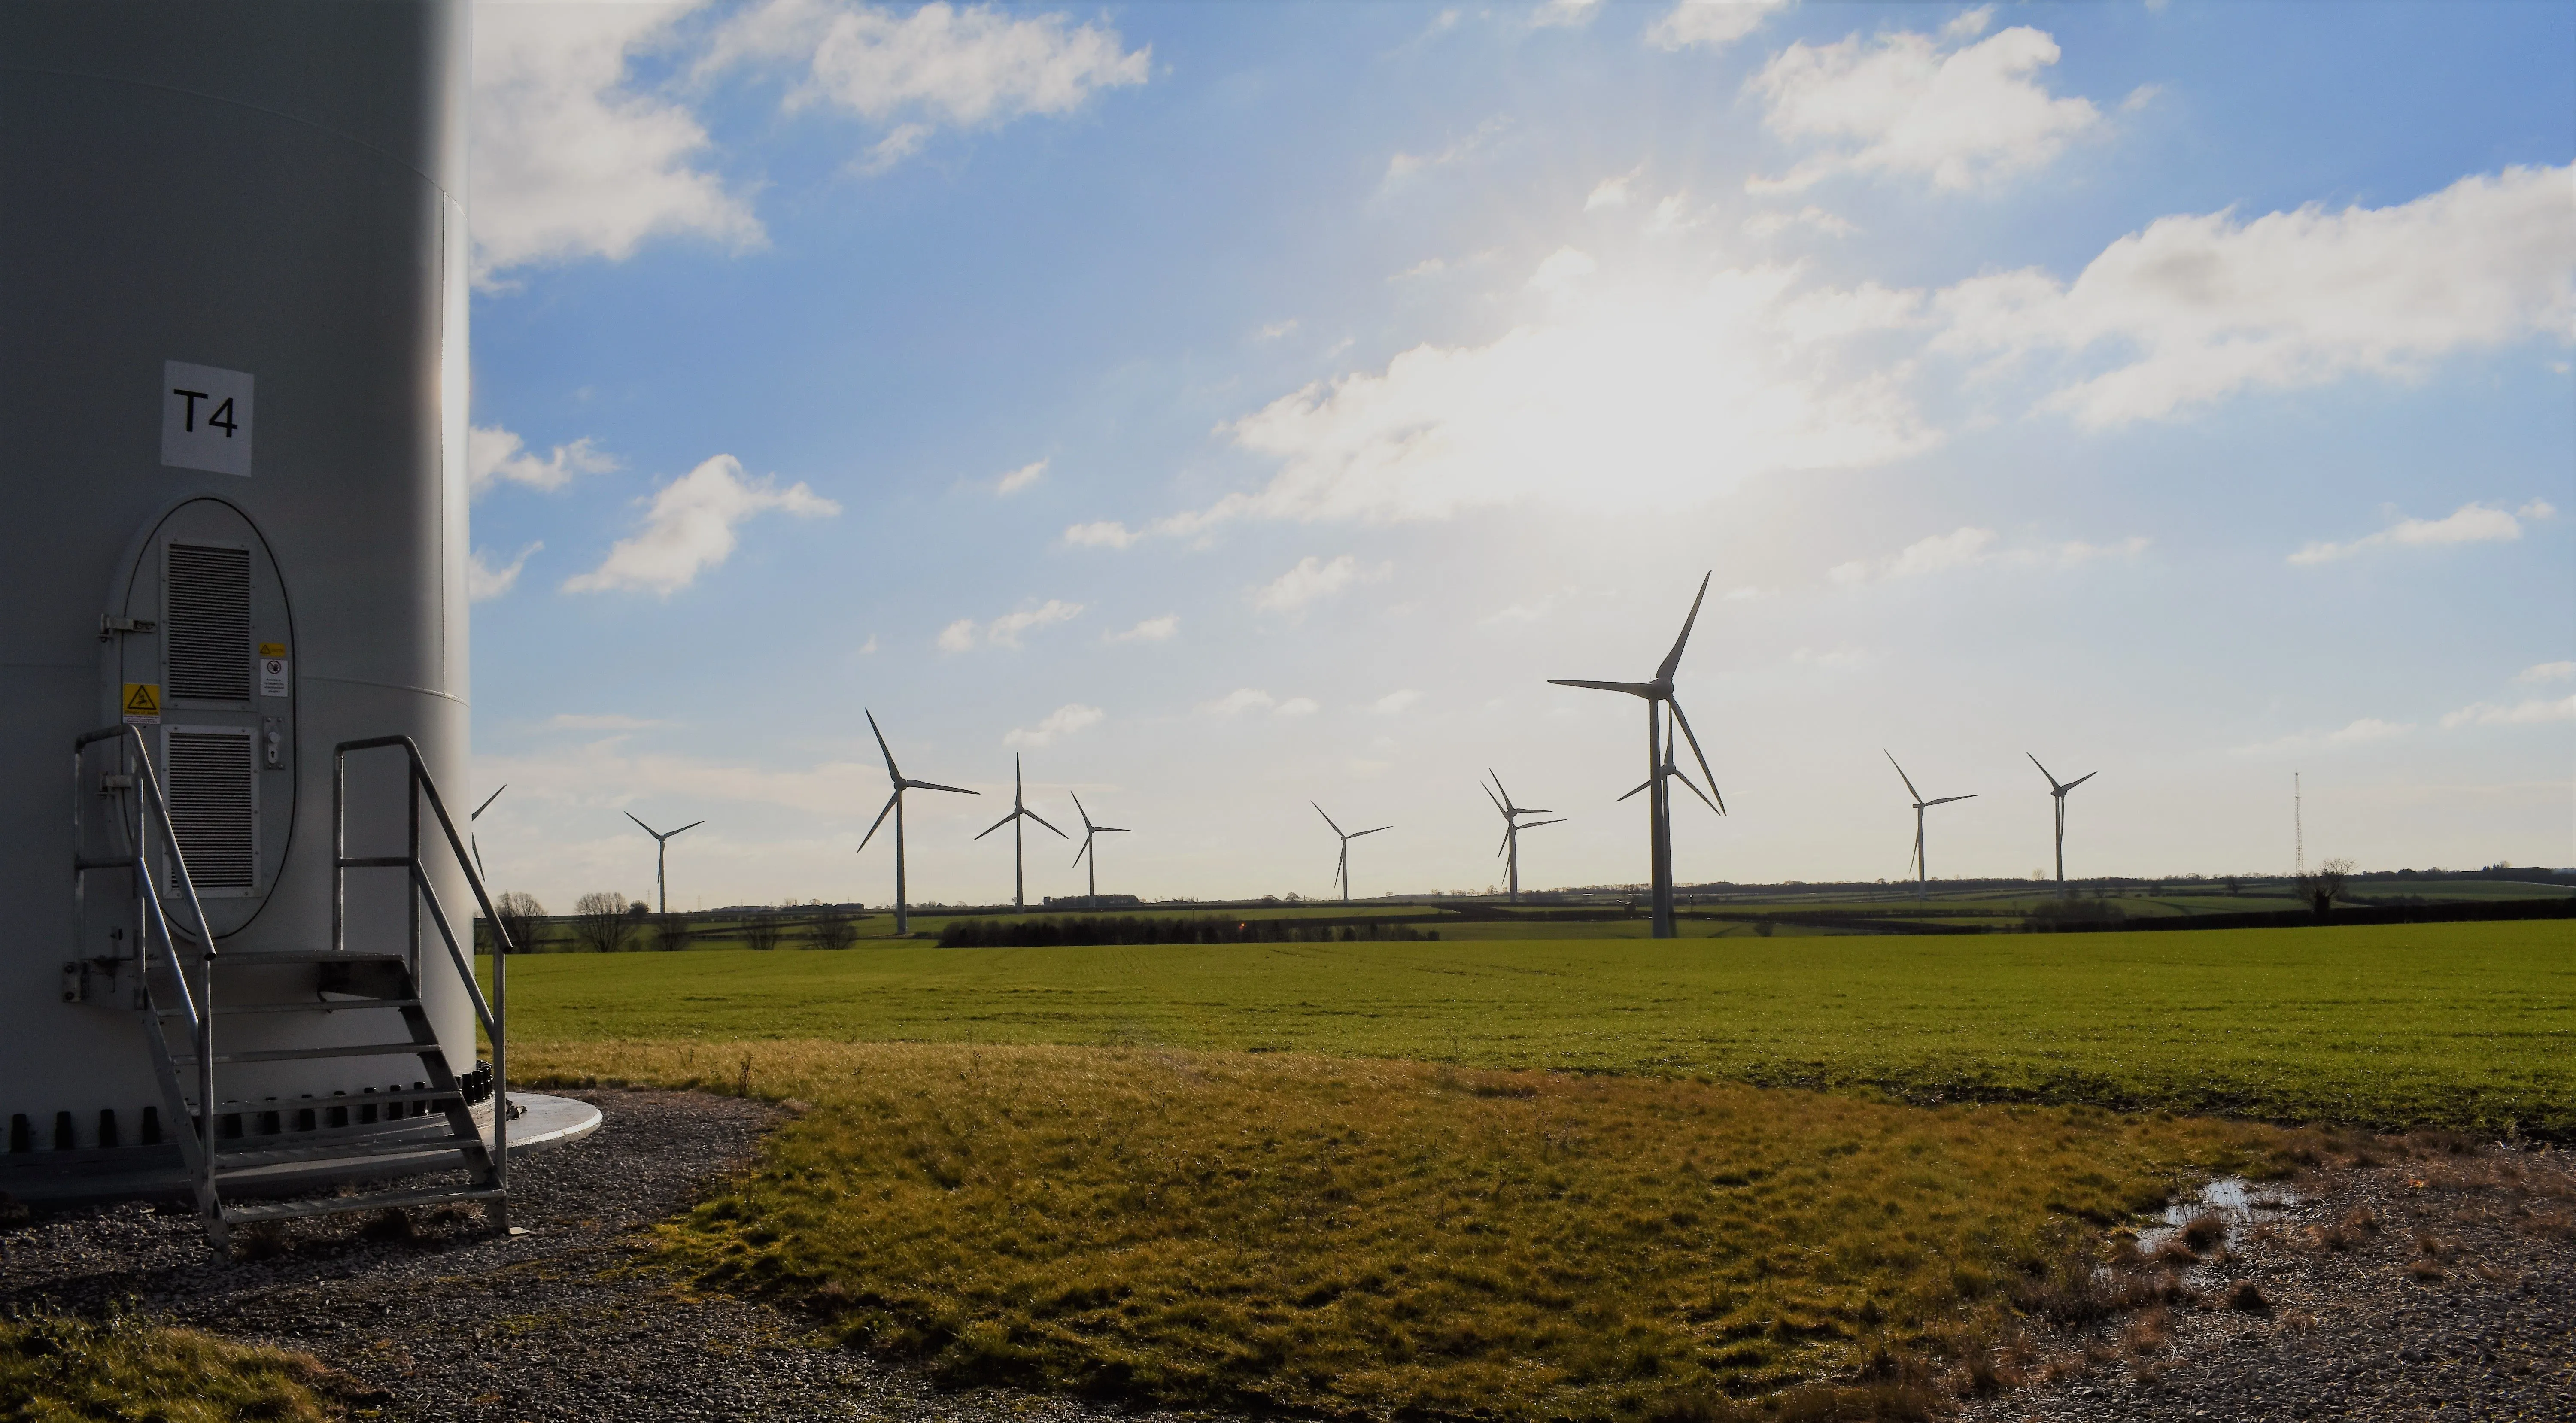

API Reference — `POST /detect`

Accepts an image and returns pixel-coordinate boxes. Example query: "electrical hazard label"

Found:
[258,642,286,658]
[121,683,162,725]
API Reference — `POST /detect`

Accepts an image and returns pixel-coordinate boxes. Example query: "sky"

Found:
[461,0,2576,912]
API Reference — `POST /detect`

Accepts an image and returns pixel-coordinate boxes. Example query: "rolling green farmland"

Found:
[492,919,2574,1133]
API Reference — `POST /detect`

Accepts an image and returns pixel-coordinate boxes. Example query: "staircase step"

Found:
[171,1042,435,1067]
[222,1183,504,1228]
[211,951,408,968]
[215,1132,484,1171]
[160,998,423,1017]
[200,1090,462,1117]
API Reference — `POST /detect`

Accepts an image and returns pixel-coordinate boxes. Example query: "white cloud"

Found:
[1585,168,1642,210]
[1528,246,1599,297]
[469,424,620,495]
[563,455,839,595]
[1257,319,1302,342]
[1836,526,2148,583]
[2442,695,2576,729]
[1253,555,1381,613]
[2233,717,2415,757]
[1646,0,1787,51]
[1531,0,1603,30]
[468,542,543,602]
[1935,164,2576,426]
[1274,697,1322,718]
[1371,689,1424,715]
[1004,702,1105,748]
[549,713,665,731]
[994,459,1048,496]
[2289,500,2555,566]
[1200,688,1275,717]
[2516,661,2576,685]
[1391,257,1451,282]
[1645,192,1701,236]
[1747,20,2100,192]
[704,0,1149,168]
[1061,520,1139,549]
[1721,584,1774,602]
[1384,117,1509,189]
[1741,205,1856,239]
[939,598,1086,651]
[1106,614,1179,643]
[857,635,880,655]
[471,2,762,283]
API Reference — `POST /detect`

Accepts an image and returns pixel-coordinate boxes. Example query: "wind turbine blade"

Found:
[1352,825,1391,838]
[2027,752,2061,791]
[864,709,902,783]
[1926,794,1977,807]
[975,811,1016,840]
[671,820,706,837]
[2063,771,2098,792]
[1482,779,1508,818]
[1655,571,1713,683]
[625,811,661,837]
[472,785,506,820]
[1517,806,1552,816]
[1616,777,1652,802]
[1549,678,1656,697]
[1666,699,1723,816]
[1671,767,1719,815]
[857,791,900,853]
[1027,810,1069,839]
[1100,825,1132,834]
[1312,801,1344,837]
[1069,790,1094,832]
[907,779,979,796]
[1883,749,1923,806]
[1490,771,1516,811]
[1072,836,1091,868]
[1498,826,1513,859]
[1523,818,1566,830]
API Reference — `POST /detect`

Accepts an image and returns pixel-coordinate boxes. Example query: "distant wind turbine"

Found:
[1069,792,1132,910]
[857,710,978,935]
[1549,572,1725,938]
[469,783,505,882]
[625,810,705,915]
[1482,771,1563,904]
[1885,751,1973,899]
[1312,802,1390,907]
[2028,754,2098,895]
[975,753,1066,913]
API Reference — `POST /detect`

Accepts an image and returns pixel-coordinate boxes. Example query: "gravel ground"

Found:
[0,1089,1237,1423]
[7,1096,2570,1422]
[1958,1140,2576,1423]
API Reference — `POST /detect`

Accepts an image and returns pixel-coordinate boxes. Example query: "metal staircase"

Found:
[73,728,513,1250]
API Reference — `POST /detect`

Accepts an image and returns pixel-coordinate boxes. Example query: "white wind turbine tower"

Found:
[1069,792,1132,910]
[857,709,978,934]
[1482,771,1563,904]
[975,753,1066,913]
[2027,754,2097,896]
[1312,802,1390,907]
[1549,572,1725,938]
[1885,751,1974,900]
[625,810,704,914]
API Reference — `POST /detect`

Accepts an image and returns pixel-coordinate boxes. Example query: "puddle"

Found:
[2132,1176,2302,1255]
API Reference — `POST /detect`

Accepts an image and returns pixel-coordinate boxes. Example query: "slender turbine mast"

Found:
[2026,754,2097,895]
[1482,771,1563,904]
[975,753,1066,913]
[857,710,978,935]
[468,783,505,882]
[1549,572,1726,938]
[624,810,705,915]
[1884,752,1974,900]
[1312,802,1390,907]
[1069,792,1132,910]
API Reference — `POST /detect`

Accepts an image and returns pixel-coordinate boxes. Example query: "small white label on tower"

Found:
[162,361,254,476]
[259,658,290,698]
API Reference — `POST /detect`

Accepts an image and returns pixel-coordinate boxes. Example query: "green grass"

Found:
[522,1040,2295,1421]
[0,1311,354,1422]
[489,920,2575,1134]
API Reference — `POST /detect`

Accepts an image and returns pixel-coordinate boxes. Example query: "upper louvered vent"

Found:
[166,543,252,701]
[166,730,257,892]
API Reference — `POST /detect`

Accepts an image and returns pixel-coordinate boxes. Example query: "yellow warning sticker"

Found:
[258,642,287,658]
[121,683,163,724]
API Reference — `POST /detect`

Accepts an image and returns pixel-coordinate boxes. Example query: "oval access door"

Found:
[108,498,297,937]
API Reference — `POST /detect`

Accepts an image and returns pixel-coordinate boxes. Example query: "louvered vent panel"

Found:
[166,731,256,892]
[166,543,251,700]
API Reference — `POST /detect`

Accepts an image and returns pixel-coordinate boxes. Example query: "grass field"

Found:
[0,1311,351,1422]
[492,920,2573,1133]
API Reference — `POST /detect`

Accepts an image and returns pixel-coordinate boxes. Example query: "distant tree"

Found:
[2292,858,2352,921]
[809,906,857,951]
[741,910,785,952]
[651,913,692,952]
[2224,876,2241,896]
[572,892,636,953]
[492,891,546,955]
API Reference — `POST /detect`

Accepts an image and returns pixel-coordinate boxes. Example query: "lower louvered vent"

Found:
[166,730,256,892]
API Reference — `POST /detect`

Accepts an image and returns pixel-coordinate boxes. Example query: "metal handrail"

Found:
[331,735,511,1197]
[72,724,221,1214]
